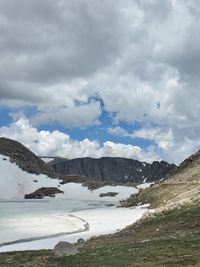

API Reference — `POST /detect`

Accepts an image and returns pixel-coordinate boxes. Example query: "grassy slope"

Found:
[1,151,200,267]
[1,205,200,267]
[122,150,200,210]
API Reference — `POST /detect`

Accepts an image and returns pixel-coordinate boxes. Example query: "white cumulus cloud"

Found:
[0,118,159,162]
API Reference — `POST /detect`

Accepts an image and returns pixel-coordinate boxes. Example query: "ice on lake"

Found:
[0,198,148,252]
[0,155,149,252]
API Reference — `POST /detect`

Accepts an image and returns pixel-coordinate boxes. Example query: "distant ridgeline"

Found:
[0,137,176,185]
[49,157,177,184]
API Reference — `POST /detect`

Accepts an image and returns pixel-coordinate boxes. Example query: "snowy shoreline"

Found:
[0,204,148,252]
[0,154,151,253]
[0,213,89,248]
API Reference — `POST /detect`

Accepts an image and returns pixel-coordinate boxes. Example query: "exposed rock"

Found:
[178,149,200,171]
[50,157,176,184]
[77,238,85,244]
[0,137,176,188]
[105,203,115,207]
[53,241,80,257]
[0,137,56,177]
[99,192,118,197]
[121,147,200,210]
[24,187,63,199]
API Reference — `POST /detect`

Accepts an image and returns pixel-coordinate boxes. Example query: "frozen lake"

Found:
[0,198,148,252]
[0,154,149,252]
[0,198,110,245]
[0,198,108,218]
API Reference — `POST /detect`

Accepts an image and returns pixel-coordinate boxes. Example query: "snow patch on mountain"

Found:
[0,155,60,199]
[0,155,138,201]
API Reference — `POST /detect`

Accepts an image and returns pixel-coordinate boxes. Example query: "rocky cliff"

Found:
[50,157,176,184]
[0,137,176,185]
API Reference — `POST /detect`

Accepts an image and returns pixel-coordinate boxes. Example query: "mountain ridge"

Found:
[0,137,177,186]
[49,156,176,184]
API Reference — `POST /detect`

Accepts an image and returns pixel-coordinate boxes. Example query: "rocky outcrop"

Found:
[0,137,56,177]
[99,192,118,197]
[24,187,63,199]
[121,147,200,210]
[177,149,200,172]
[50,157,176,184]
[53,241,80,257]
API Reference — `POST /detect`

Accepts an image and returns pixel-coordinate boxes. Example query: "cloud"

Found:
[0,118,159,162]
[109,126,200,164]
[0,1,200,163]
[0,0,125,126]
[31,99,102,127]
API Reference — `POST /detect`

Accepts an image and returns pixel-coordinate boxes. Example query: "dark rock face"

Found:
[50,157,176,184]
[24,187,63,199]
[99,192,118,197]
[0,137,56,177]
[0,137,176,186]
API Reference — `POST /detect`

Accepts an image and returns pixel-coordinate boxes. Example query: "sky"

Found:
[0,0,200,164]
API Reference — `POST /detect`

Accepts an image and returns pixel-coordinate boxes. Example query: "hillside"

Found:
[49,157,176,184]
[0,153,137,201]
[1,204,200,267]
[122,148,200,210]
[0,154,63,199]
[0,137,56,178]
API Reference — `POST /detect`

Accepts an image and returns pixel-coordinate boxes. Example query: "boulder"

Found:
[24,187,63,199]
[53,241,80,257]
